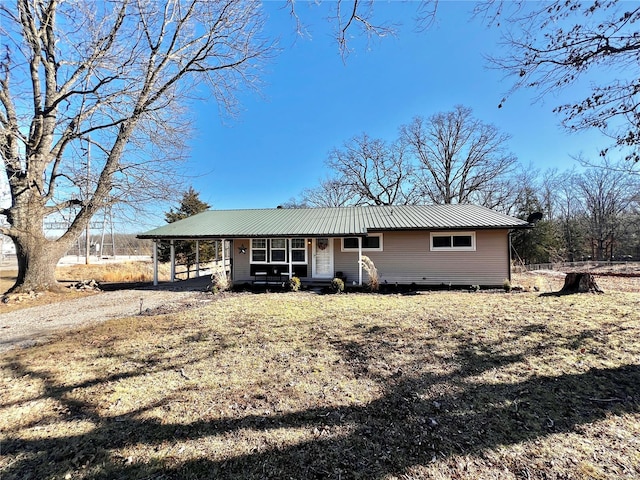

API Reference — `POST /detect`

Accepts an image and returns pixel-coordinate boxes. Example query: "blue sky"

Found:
[177,1,611,215]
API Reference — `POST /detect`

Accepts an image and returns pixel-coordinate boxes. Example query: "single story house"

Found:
[137,204,530,288]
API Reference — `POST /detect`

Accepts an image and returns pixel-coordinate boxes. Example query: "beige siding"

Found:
[369,230,509,286]
[334,239,362,286]
[233,231,510,286]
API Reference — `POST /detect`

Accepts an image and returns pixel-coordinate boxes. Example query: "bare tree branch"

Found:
[482,0,640,162]
[0,0,273,291]
[325,133,417,206]
[400,105,517,206]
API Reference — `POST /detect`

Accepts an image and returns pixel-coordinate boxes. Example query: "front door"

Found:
[312,237,334,279]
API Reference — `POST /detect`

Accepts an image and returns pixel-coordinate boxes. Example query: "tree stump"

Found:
[559,273,604,294]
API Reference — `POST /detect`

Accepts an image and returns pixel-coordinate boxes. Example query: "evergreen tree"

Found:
[159,188,216,278]
[511,187,562,265]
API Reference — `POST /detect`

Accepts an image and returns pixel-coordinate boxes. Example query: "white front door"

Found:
[312,237,334,279]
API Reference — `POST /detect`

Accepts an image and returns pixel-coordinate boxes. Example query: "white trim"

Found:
[153,240,158,286]
[287,237,293,279]
[250,238,308,265]
[221,238,227,279]
[195,240,200,277]
[290,238,308,264]
[250,238,268,264]
[430,231,476,251]
[270,238,287,263]
[341,233,383,252]
[312,237,334,279]
[170,240,175,282]
[358,237,363,286]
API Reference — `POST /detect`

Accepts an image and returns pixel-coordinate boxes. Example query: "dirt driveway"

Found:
[0,278,213,354]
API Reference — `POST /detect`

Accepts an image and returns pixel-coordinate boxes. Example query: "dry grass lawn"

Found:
[1,261,173,296]
[0,262,174,312]
[1,273,639,479]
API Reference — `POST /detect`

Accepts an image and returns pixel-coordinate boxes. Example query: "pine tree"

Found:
[159,188,216,278]
[511,187,562,265]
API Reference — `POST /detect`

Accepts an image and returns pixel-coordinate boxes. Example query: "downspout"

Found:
[153,239,158,286]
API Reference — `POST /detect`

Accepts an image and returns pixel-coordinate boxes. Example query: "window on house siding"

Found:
[270,239,286,262]
[291,238,307,263]
[250,238,308,264]
[341,234,383,252]
[251,239,267,263]
[430,232,476,251]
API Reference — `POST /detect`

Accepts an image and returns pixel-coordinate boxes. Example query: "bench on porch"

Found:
[252,271,289,285]
[250,265,308,285]
[252,268,290,285]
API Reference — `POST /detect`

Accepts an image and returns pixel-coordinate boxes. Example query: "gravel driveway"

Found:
[0,278,213,353]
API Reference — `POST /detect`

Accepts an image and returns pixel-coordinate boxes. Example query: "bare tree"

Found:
[400,105,517,205]
[285,0,400,59]
[481,1,640,162]
[300,177,358,208]
[548,169,588,262]
[0,0,272,292]
[573,159,639,260]
[325,133,418,206]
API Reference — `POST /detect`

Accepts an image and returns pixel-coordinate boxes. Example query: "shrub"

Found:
[330,277,344,294]
[470,284,480,292]
[503,278,512,293]
[288,276,301,292]
[211,273,231,294]
[360,255,379,292]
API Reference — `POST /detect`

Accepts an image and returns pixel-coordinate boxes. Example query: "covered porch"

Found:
[149,236,368,288]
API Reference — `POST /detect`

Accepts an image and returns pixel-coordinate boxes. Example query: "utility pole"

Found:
[100,203,116,258]
[85,139,91,265]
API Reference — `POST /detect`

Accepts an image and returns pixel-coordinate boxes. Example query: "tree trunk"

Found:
[559,273,604,294]
[9,229,70,294]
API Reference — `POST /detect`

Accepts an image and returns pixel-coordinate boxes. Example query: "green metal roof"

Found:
[138,205,530,240]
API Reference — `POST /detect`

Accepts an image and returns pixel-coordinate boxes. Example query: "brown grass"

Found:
[0,270,17,295]
[56,261,172,284]
[1,284,639,479]
[0,262,175,312]
[1,262,172,296]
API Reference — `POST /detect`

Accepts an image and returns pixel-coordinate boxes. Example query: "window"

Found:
[251,238,267,263]
[250,238,308,264]
[341,234,383,252]
[291,238,307,263]
[270,239,286,262]
[430,232,476,251]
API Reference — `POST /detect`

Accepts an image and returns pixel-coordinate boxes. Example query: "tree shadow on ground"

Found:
[2,324,639,479]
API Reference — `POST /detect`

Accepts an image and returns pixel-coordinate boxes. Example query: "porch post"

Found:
[221,238,226,279]
[153,239,158,286]
[195,240,200,277]
[170,239,175,283]
[358,237,363,286]
[507,231,512,283]
[288,237,293,279]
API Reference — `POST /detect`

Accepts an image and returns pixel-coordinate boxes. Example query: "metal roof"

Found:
[138,205,530,240]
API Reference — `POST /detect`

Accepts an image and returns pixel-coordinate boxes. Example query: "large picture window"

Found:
[250,238,308,264]
[430,232,476,251]
[341,234,383,252]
